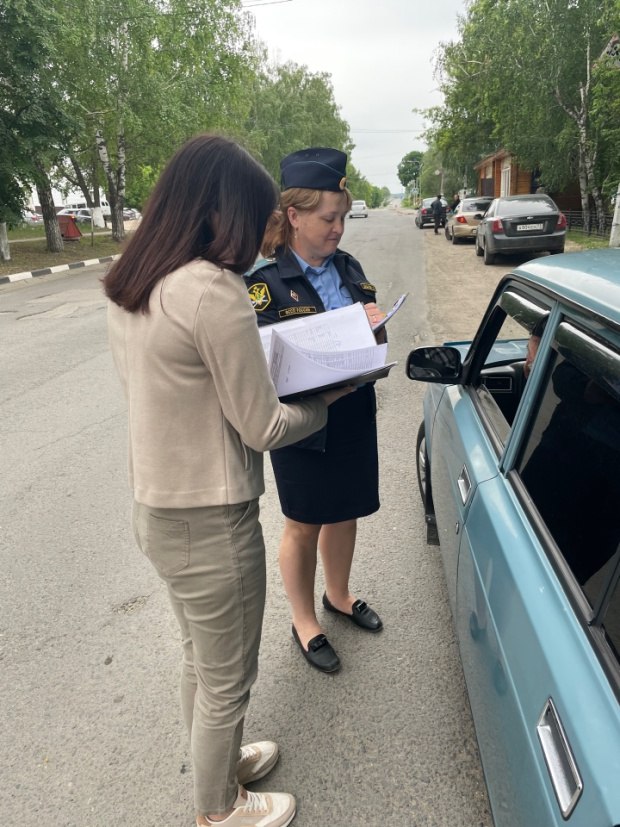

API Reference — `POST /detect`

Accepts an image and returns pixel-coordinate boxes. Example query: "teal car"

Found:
[408,249,620,827]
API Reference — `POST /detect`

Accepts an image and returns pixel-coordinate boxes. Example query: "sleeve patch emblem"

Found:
[248,282,272,311]
[359,281,377,293]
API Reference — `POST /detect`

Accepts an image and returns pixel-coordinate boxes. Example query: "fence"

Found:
[564,210,613,239]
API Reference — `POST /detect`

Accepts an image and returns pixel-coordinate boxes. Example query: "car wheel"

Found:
[451,229,459,245]
[444,226,450,240]
[483,244,496,265]
[416,422,429,506]
[475,237,483,257]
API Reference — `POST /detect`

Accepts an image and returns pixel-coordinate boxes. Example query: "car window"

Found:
[466,288,551,446]
[515,322,620,652]
[499,198,557,216]
[462,199,491,212]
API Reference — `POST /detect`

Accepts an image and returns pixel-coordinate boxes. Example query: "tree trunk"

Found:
[576,150,590,232]
[0,222,11,261]
[34,161,63,253]
[590,184,606,235]
[610,180,620,248]
[70,155,94,208]
[96,128,124,243]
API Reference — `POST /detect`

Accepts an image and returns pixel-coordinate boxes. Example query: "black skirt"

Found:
[270,384,380,524]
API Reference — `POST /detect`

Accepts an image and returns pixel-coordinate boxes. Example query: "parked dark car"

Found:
[475,194,566,264]
[123,207,141,220]
[407,248,620,827]
[415,196,450,229]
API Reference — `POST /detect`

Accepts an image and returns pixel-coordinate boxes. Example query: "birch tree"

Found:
[427,0,620,230]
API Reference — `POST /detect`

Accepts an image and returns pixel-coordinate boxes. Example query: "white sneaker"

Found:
[237,741,279,785]
[200,788,296,827]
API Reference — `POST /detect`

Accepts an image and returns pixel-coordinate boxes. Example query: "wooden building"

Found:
[474,149,582,211]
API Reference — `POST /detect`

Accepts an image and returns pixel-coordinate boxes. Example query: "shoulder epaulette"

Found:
[246,257,276,277]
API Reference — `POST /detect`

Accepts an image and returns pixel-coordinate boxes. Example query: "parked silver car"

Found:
[444,196,492,243]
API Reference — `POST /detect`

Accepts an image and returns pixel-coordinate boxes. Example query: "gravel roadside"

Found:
[421,225,582,343]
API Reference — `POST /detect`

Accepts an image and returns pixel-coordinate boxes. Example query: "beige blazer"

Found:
[108,259,327,508]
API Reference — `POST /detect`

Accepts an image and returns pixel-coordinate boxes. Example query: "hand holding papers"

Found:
[259,302,398,400]
[371,292,408,333]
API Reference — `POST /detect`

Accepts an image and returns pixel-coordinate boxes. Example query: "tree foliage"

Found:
[0,0,390,255]
[424,0,620,227]
[397,151,423,187]
[0,0,78,254]
[245,61,352,181]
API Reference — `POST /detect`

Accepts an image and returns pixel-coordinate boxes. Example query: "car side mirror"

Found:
[406,346,463,382]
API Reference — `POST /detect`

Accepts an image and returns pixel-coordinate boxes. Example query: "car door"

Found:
[454,297,620,826]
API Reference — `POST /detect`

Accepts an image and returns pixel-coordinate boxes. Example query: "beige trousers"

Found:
[132,499,266,816]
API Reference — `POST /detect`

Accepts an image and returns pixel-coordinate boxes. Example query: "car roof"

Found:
[510,249,620,327]
[495,194,554,203]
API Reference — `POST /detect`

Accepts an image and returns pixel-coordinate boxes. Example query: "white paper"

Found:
[258,302,375,360]
[270,335,388,396]
[259,302,396,398]
[372,292,409,332]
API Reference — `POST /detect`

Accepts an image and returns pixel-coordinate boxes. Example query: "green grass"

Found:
[566,230,610,250]
[0,232,125,278]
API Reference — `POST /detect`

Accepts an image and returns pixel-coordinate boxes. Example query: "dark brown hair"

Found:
[260,187,352,257]
[103,134,278,313]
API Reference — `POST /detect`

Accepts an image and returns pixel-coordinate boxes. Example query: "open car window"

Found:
[514,322,620,672]
[467,288,551,447]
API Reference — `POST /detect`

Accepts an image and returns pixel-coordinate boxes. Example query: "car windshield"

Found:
[352,201,365,207]
[499,198,557,216]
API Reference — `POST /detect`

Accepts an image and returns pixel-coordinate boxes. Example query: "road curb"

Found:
[0,254,120,285]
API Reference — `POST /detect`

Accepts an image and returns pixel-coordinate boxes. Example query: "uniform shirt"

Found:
[245,246,377,325]
[291,250,353,311]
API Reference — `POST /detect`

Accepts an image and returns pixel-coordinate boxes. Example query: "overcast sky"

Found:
[247,0,467,193]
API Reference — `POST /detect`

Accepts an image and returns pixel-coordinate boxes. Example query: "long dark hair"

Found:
[103,134,278,313]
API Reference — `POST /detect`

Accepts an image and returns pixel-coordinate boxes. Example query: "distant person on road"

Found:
[103,134,349,827]
[450,193,461,212]
[244,147,385,676]
[431,194,445,234]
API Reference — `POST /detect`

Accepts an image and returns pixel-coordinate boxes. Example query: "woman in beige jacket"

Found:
[104,135,348,827]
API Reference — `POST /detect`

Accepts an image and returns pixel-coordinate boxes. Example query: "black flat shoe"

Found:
[291,625,340,673]
[322,593,383,632]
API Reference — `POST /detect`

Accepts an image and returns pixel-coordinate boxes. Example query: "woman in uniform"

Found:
[245,147,385,674]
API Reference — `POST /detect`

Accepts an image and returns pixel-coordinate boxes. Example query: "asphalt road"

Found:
[0,208,495,827]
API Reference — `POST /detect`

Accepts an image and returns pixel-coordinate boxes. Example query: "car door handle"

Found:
[536,698,583,818]
[457,465,471,505]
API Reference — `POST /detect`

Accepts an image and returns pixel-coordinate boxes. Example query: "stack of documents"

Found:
[258,300,404,400]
